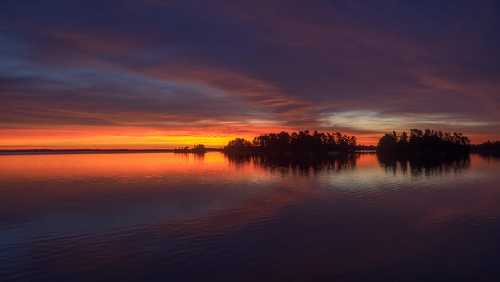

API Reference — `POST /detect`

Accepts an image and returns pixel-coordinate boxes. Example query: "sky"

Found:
[1,0,499,148]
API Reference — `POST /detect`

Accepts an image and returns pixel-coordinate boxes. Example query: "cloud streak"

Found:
[0,0,499,147]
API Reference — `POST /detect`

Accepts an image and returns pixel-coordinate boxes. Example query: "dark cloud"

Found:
[0,0,499,143]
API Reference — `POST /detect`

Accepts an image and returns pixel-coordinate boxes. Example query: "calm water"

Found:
[1,152,499,281]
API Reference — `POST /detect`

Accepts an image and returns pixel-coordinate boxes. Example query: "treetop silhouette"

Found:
[224,130,356,155]
[377,129,470,155]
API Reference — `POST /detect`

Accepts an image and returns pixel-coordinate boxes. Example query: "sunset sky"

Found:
[1,0,499,148]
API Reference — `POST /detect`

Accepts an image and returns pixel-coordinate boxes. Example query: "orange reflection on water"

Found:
[0,152,271,183]
[355,153,379,168]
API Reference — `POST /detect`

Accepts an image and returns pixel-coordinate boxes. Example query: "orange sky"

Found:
[0,127,240,149]
[0,126,495,149]
[0,125,379,149]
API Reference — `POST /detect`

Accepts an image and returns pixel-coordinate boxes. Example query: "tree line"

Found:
[377,129,470,154]
[224,130,357,155]
[174,129,498,157]
[472,141,500,157]
[173,144,207,153]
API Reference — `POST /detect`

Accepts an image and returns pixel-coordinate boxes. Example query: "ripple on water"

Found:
[1,153,500,281]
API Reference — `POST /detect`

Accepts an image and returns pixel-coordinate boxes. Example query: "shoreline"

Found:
[0,149,375,156]
[0,148,224,155]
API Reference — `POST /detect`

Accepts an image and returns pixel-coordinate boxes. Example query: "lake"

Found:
[1,152,499,281]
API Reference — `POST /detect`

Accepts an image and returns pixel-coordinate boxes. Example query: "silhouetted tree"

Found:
[472,140,500,157]
[224,138,254,153]
[224,130,356,155]
[377,129,470,155]
[192,144,206,153]
[378,132,398,153]
[173,144,207,153]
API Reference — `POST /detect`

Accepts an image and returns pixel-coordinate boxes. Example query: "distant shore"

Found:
[0,148,223,155]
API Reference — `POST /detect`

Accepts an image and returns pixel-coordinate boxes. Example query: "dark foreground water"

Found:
[1,152,499,282]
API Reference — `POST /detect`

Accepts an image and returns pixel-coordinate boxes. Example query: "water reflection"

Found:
[226,153,358,175]
[377,153,471,176]
[225,152,472,177]
[1,152,499,282]
[477,153,500,163]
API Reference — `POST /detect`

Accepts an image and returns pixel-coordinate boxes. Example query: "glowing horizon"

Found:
[0,128,496,150]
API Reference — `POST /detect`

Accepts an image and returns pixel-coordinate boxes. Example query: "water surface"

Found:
[1,152,499,281]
